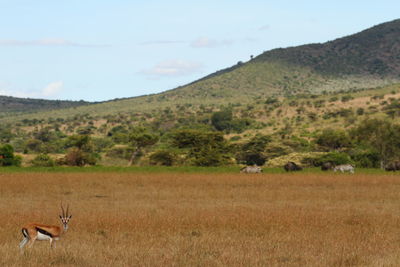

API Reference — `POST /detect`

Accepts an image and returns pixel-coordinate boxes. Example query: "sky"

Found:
[0,0,399,102]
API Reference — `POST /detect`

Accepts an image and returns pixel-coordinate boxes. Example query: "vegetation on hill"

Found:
[0,95,91,115]
[1,19,400,169]
[257,19,400,76]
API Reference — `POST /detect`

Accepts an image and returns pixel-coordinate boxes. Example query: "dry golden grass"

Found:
[1,172,400,266]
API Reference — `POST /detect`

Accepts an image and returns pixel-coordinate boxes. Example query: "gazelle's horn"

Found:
[61,203,65,217]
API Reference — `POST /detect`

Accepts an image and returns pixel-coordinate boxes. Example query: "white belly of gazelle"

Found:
[37,231,52,241]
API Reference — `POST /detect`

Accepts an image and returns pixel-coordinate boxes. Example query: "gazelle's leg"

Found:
[27,237,37,248]
[49,238,54,248]
[19,237,28,250]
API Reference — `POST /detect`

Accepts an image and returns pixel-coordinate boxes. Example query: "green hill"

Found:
[0,96,91,115]
[2,19,400,123]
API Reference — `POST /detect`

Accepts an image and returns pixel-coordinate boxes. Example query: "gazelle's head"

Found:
[59,204,72,231]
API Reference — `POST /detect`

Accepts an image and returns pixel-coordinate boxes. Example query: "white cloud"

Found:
[138,40,185,46]
[190,37,234,48]
[0,81,64,99]
[0,38,108,47]
[141,60,203,78]
[259,25,270,31]
[42,81,64,96]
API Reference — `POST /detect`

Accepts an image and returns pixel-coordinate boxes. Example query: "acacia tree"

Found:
[315,128,352,151]
[350,119,400,168]
[169,129,231,166]
[128,128,159,166]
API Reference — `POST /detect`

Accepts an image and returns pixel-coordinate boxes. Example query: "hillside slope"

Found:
[0,95,91,115]
[257,19,400,76]
[2,19,400,122]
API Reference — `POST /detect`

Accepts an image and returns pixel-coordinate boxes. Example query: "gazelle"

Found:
[19,204,72,250]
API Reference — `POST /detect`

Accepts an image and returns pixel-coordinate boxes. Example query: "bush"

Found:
[149,150,176,166]
[0,144,22,166]
[315,129,352,151]
[105,146,135,160]
[349,149,380,168]
[63,148,98,166]
[31,154,55,167]
[314,152,353,166]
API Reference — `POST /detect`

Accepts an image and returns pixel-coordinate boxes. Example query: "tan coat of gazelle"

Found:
[19,204,72,250]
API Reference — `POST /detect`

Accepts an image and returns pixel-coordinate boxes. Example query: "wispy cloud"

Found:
[0,38,108,47]
[190,37,234,48]
[0,81,64,99]
[138,40,185,46]
[259,25,270,31]
[141,60,203,78]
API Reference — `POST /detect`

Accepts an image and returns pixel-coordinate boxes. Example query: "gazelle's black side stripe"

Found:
[22,228,29,238]
[35,227,53,237]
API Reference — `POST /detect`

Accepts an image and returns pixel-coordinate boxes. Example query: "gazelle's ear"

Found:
[69,215,72,219]
[59,215,62,219]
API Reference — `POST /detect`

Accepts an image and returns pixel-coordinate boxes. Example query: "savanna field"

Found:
[1,170,400,266]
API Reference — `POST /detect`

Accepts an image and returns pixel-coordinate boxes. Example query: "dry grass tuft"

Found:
[1,172,400,266]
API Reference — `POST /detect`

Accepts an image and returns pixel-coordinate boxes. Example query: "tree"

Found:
[128,128,159,166]
[211,109,233,132]
[169,129,231,166]
[315,129,352,151]
[0,144,22,166]
[236,134,271,166]
[350,119,400,168]
[62,135,99,166]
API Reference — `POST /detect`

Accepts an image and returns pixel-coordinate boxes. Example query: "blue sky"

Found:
[0,0,399,101]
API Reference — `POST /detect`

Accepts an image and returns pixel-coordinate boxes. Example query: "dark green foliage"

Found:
[65,135,93,151]
[257,19,400,76]
[0,126,14,143]
[314,152,353,166]
[63,147,98,166]
[30,154,55,167]
[341,95,354,102]
[61,134,99,166]
[107,126,129,144]
[383,100,400,118]
[349,149,380,168]
[0,96,90,114]
[350,119,400,166]
[105,146,134,160]
[235,134,271,165]
[0,144,22,166]
[170,129,231,166]
[91,137,114,153]
[211,109,233,132]
[356,108,365,116]
[128,128,159,165]
[149,150,176,166]
[315,129,352,151]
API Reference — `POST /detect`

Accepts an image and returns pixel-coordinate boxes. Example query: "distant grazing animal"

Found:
[284,162,302,172]
[333,164,354,173]
[385,161,400,171]
[240,166,262,173]
[19,204,72,251]
[321,162,334,171]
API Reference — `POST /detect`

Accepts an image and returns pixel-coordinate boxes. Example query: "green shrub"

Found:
[63,148,99,166]
[350,149,380,168]
[149,150,176,166]
[0,144,22,166]
[31,154,55,167]
[105,146,135,160]
[314,152,352,166]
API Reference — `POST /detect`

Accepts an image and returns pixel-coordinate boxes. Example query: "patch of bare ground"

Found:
[1,172,400,266]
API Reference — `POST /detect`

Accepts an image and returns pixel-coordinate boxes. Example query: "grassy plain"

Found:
[1,171,400,266]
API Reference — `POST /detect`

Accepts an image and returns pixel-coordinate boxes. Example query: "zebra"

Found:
[240,166,262,173]
[333,164,354,173]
